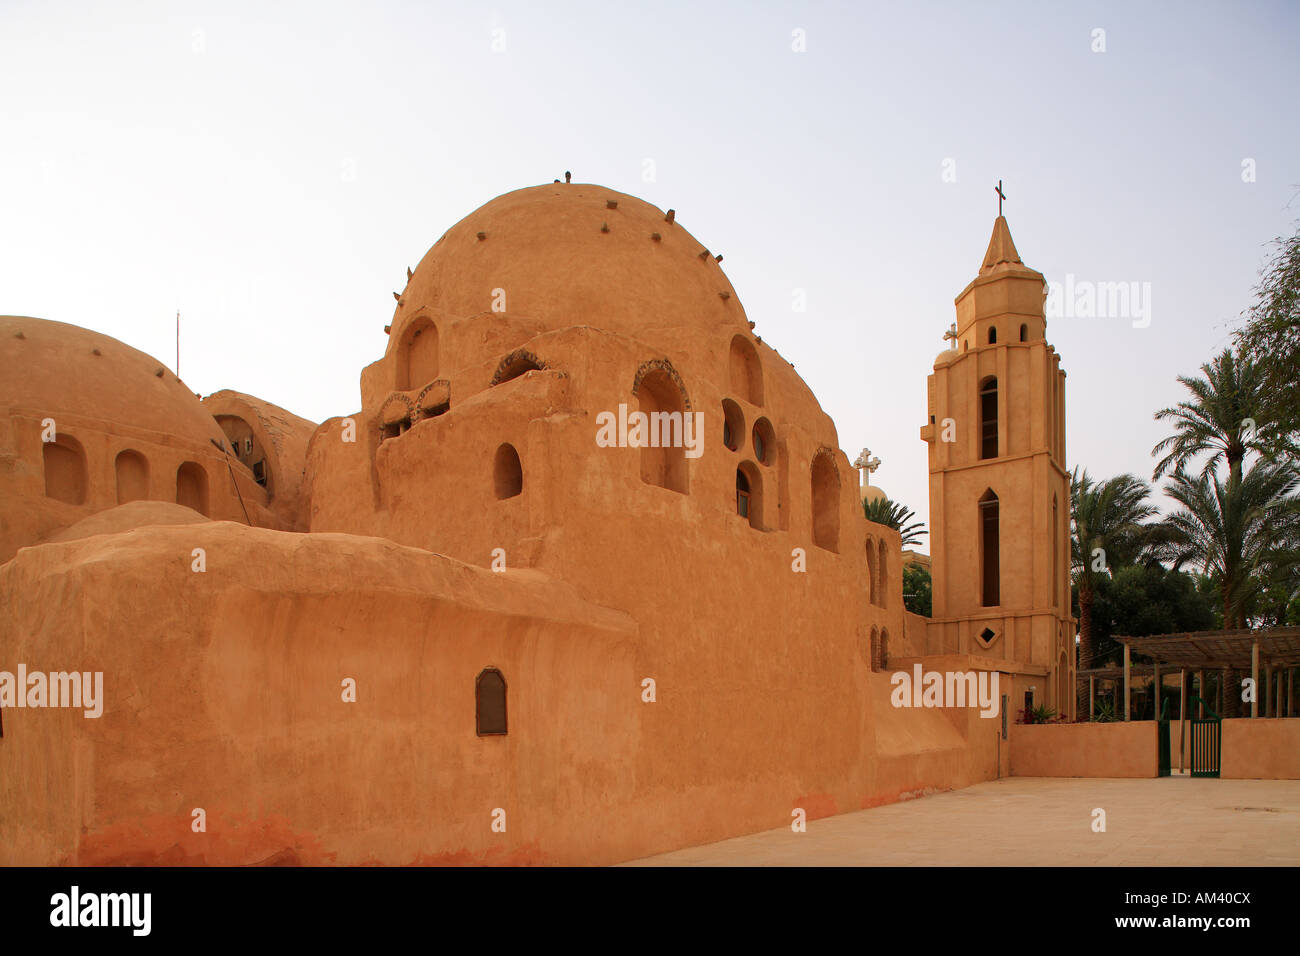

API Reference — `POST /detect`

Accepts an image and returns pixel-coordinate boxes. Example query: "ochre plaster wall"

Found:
[1221,719,1300,779]
[1010,722,1158,778]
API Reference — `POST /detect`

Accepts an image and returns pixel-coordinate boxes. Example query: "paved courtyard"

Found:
[625,777,1300,866]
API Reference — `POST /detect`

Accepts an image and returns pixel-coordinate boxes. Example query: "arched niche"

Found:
[115,449,150,504]
[728,335,763,406]
[43,434,87,505]
[877,539,888,609]
[865,538,877,606]
[722,399,744,452]
[752,417,775,466]
[176,461,209,517]
[493,443,523,499]
[634,362,690,495]
[811,448,839,552]
[397,317,439,391]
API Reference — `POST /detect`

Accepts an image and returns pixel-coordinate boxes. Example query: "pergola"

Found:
[1079,627,1300,722]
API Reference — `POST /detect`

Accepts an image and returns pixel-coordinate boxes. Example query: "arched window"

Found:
[637,368,689,494]
[416,381,451,421]
[476,668,507,735]
[979,376,998,459]
[397,318,439,391]
[811,449,839,552]
[736,462,762,529]
[979,489,1000,606]
[378,394,415,442]
[43,435,87,505]
[988,327,997,344]
[728,335,763,406]
[491,349,544,387]
[115,449,149,504]
[176,461,209,517]
[870,626,880,671]
[1019,323,1028,342]
[879,627,890,669]
[877,539,888,609]
[865,539,877,606]
[722,399,744,452]
[493,443,522,499]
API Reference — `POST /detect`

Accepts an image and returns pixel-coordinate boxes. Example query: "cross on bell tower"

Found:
[994,180,1006,216]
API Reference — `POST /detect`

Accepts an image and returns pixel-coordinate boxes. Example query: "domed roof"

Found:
[935,347,959,367]
[389,183,747,356]
[0,316,228,447]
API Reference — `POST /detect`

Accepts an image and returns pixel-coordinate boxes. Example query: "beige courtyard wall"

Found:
[1010,722,1157,778]
[1221,718,1300,779]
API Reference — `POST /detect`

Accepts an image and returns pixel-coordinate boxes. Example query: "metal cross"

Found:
[995,180,1006,216]
[943,322,958,346]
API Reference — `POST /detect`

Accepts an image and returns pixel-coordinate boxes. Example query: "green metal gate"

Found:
[1190,720,1222,777]
[1157,720,1171,776]
[1188,696,1221,778]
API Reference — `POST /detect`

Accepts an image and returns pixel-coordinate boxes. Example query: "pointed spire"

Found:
[980,216,1023,273]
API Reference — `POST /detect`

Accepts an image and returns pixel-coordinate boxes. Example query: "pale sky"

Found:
[2,0,1297,535]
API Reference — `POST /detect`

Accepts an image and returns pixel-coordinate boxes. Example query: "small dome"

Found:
[935,348,958,368]
[45,500,209,543]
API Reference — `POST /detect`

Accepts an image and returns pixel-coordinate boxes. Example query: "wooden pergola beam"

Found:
[1123,644,1131,722]
[1178,669,1187,771]
[1252,640,1260,719]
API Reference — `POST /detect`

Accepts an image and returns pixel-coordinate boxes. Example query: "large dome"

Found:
[0,315,228,447]
[389,183,748,358]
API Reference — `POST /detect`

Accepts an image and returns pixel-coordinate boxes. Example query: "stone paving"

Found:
[624,776,1300,866]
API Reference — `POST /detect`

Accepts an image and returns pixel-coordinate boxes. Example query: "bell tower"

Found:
[920,212,1075,719]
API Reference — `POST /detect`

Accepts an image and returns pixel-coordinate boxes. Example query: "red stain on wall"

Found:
[69,813,337,866]
[795,793,837,821]
[408,842,548,867]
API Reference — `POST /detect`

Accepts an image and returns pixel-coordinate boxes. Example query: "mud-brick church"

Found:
[0,180,1072,864]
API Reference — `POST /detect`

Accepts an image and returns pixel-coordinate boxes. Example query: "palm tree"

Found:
[862,497,927,548]
[1071,470,1160,676]
[1159,459,1300,629]
[1160,459,1299,719]
[1150,348,1279,483]
[1235,219,1300,438]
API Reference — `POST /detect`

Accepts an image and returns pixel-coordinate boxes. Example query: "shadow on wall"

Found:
[114,449,149,504]
[176,461,209,516]
[43,435,87,505]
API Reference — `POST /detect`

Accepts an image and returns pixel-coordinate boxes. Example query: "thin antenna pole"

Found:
[176,310,180,377]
